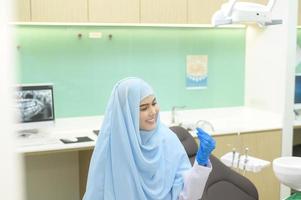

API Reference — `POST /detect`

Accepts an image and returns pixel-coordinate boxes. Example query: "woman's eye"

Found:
[152,102,157,106]
[140,106,147,111]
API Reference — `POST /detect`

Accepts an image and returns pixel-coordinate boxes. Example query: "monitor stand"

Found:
[17,128,39,137]
[16,120,55,137]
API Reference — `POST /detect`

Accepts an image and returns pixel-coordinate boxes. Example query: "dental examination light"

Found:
[211,0,282,27]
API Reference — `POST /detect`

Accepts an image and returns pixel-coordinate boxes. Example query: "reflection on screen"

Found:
[16,85,54,123]
[295,75,301,104]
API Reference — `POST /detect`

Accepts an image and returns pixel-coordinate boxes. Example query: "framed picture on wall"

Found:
[186,55,208,89]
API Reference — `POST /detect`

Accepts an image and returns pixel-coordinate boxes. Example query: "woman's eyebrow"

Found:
[140,97,156,107]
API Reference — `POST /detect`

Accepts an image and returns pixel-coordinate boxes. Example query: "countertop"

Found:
[16,106,283,154]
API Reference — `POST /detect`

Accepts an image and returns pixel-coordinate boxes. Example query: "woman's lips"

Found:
[146,118,155,124]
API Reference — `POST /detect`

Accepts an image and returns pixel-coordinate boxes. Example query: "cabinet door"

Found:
[140,0,187,24]
[31,0,88,22]
[212,133,241,158]
[248,0,269,4]
[299,2,301,26]
[241,130,281,200]
[89,0,139,23]
[188,0,269,24]
[79,150,93,199]
[13,0,31,22]
[188,0,226,24]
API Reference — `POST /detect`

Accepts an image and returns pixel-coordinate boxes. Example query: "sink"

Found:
[273,156,301,191]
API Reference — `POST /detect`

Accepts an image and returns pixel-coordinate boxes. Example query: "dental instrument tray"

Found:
[221,152,270,173]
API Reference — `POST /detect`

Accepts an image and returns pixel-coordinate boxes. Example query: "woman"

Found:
[83,77,215,200]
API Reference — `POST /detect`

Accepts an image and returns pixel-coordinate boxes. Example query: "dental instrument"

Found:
[231,147,236,168]
[236,152,241,171]
[243,147,249,175]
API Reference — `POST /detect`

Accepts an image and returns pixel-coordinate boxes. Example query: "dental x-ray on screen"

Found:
[16,84,55,123]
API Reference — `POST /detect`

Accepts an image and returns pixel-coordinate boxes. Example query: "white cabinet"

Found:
[188,0,226,24]
[89,0,140,23]
[13,0,31,22]
[31,0,88,22]
[299,2,301,26]
[13,0,273,24]
[140,0,187,23]
[25,152,80,200]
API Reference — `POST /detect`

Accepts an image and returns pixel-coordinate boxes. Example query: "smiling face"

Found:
[139,95,159,131]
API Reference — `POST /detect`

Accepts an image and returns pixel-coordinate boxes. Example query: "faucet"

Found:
[171,106,186,124]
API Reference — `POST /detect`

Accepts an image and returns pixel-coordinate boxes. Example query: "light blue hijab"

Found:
[83,77,191,200]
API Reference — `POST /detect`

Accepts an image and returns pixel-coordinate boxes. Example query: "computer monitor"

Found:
[295,74,301,110]
[15,84,55,135]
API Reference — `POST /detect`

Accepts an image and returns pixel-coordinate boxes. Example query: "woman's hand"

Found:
[196,128,216,166]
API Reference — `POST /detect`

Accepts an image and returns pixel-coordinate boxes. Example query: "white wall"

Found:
[245,1,297,115]
[0,0,24,199]
[244,0,298,199]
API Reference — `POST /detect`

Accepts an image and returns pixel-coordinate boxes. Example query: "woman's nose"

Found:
[149,106,156,115]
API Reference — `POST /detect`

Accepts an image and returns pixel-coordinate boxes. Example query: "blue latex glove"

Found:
[196,128,216,166]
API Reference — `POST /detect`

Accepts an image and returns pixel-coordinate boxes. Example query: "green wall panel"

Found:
[16,26,245,118]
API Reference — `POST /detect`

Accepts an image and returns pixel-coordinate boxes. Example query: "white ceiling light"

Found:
[211,0,282,27]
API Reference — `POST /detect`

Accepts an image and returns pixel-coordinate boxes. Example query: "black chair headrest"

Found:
[169,126,198,157]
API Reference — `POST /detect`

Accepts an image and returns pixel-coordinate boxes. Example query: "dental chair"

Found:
[169,126,259,200]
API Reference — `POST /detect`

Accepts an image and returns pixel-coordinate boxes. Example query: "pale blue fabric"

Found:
[83,77,191,200]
